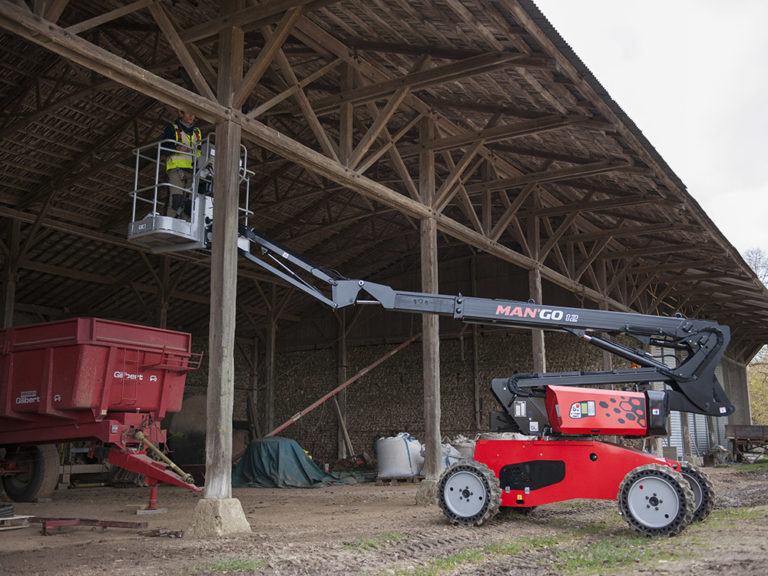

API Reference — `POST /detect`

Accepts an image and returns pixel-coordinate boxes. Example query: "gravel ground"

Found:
[1,464,767,575]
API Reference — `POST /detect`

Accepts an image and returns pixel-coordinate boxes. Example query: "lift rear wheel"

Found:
[680,463,715,522]
[618,463,694,536]
[1,444,60,502]
[437,461,501,526]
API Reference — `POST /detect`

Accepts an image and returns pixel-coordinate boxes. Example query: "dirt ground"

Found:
[1,464,767,576]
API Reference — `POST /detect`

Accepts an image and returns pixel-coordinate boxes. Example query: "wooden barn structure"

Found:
[1,0,767,530]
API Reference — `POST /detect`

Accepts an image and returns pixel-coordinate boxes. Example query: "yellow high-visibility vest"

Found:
[166,125,202,171]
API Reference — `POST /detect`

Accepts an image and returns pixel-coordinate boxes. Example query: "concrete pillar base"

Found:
[187,498,251,538]
[415,478,438,506]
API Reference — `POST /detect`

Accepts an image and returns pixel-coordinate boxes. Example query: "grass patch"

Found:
[483,535,560,556]
[553,534,678,575]
[349,531,405,552]
[708,506,768,522]
[521,513,609,536]
[191,557,266,573]
[382,530,691,576]
[734,459,768,472]
[385,534,560,576]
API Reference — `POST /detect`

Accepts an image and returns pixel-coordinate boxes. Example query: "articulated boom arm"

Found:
[240,228,733,418]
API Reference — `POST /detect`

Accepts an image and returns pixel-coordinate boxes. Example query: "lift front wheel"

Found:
[680,463,715,522]
[618,463,694,536]
[437,461,501,526]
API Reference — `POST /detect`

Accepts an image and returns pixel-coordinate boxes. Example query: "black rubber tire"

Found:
[618,463,695,537]
[437,461,501,526]
[1,444,60,502]
[680,463,715,522]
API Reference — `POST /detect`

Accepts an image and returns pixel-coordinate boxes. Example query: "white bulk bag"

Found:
[376,433,424,478]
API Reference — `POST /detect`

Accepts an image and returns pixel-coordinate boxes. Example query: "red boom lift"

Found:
[126,144,731,536]
[236,228,731,536]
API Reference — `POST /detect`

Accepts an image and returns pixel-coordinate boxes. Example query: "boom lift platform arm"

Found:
[239,227,732,420]
[238,226,732,536]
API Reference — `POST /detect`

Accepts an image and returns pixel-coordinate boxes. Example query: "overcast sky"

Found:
[534,0,768,255]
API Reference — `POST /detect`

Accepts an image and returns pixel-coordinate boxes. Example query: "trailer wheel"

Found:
[1,444,60,502]
[618,463,694,536]
[680,463,715,522]
[437,461,501,526]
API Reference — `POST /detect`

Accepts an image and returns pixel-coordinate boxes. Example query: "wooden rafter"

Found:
[574,236,613,282]
[466,158,632,194]
[526,194,679,218]
[66,0,152,36]
[433,142,485,213]
[568,223,696,243]
[179,0,328,43]
[311,52,552,115]
[266,29,339,161]
[41,0,68,22]
[148,0,215,100]
[234,5,304,108]
[347,84,411,169]
[357,112,421,173]
[489,179,540,242]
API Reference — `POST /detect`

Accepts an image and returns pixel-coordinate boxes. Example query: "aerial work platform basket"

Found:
[127,135,253,253]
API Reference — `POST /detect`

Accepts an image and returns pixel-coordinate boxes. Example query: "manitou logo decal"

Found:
[495,304,564,321]
[15,390,40,405]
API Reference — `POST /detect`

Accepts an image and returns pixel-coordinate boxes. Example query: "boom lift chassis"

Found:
[128,150,732,536]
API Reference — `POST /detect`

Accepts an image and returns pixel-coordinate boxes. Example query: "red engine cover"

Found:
[545,385,648,435]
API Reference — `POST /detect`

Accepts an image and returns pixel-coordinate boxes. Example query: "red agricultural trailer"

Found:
[0,318,201,502]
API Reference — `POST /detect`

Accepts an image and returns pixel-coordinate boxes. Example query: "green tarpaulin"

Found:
[232,437,365,488]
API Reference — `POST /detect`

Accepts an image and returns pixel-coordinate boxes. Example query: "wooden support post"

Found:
[248,336,261,441]
[471,255,481,430]
[681,413,693,459]
[528,266,546,373]
[204,117,241,501]
[336,311,351,459]
[527,213,546,373]
[597,262,614,372]
[417,117,441,504]
[339,63,354,166]
[158,257,170,329]
[2,220,20,328]
[190,0,251,538]
[264,308,277,433]
[599,302,613,371]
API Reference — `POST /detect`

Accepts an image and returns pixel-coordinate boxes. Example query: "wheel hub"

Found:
[442,469,488,519]
[626,477,680,529]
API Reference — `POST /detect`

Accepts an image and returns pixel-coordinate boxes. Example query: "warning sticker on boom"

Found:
[569,400,596,419]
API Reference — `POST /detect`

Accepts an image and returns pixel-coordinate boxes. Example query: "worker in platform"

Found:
[163,109,202,218]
